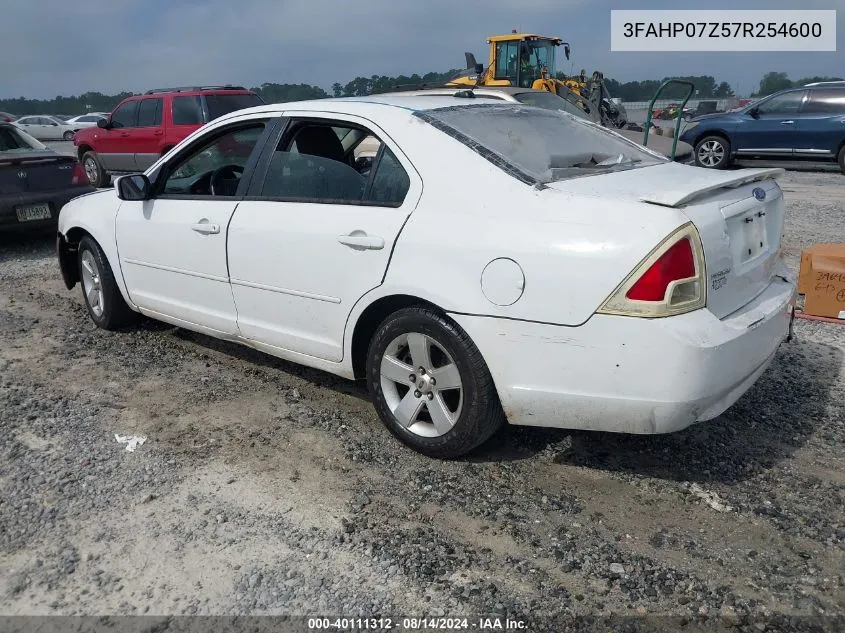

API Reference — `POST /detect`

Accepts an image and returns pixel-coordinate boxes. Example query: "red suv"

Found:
[73,85,264,187]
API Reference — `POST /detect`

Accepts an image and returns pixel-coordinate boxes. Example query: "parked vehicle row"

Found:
[56,95,795,458]
[680,82,845,173]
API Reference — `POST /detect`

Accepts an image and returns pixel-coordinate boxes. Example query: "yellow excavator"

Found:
[447,31,628,129]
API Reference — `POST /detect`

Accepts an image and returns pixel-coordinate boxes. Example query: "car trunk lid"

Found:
[0,152,79,194]
[546,162,788,319]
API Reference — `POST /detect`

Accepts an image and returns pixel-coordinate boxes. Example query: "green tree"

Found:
[713,81,734,98]
[756,72,793,96]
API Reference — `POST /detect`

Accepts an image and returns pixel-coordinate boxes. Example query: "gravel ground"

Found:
[0,169,843,631]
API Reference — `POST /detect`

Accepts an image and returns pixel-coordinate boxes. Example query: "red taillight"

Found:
[625,237,695,301]
[71,163,86,186]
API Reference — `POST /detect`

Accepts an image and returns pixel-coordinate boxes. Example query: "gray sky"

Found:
[0,0,841,99]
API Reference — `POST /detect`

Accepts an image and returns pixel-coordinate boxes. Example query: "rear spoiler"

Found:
[0,152,74,167]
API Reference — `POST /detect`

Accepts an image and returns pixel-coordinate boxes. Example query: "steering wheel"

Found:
[209,164,244,196]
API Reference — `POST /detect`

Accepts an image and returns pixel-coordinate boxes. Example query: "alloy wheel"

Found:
[80,250,104,317]
[697,140,725,167]
[379,332,463,438]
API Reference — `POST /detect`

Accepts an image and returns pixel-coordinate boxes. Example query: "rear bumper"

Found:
[0,187,95,231]
[451,276,796,434]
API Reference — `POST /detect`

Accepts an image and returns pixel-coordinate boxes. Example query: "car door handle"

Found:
[153,130,163,136]
[337,232,385,250]
[780,120,794,125]
[120,132,130,137]
[191,222,220,235]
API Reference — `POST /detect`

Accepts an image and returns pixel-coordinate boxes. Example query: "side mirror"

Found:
[115,174,151,201]
[97,118,109,129]
[474,63,484,75]
[748,107,760,118]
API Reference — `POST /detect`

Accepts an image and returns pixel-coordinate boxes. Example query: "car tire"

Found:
[78,235,138,330]
[694,135,731,169]
[366,306,505,458]
[838,146,845,175]
[63,130,74,141]
[82,151,110,188]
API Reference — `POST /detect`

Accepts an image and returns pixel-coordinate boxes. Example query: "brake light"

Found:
[626,238,695,301]
[598,223,707,318]
[71,163,86,186]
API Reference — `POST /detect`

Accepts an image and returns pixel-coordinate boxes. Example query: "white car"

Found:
[56,96,796,458]
[13,115,80,140]
[65,113,107,128]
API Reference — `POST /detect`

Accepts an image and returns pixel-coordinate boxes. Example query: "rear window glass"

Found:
[204,94,265,121]
[512,91,588,119]
[0,125,45,152]
[418,104,665,184]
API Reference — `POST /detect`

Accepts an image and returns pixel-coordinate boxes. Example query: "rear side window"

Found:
[111,100,139,128]
[204,94,265,121]
[803,89,845,114]
[369,148,410,205]
[137,98,163,127]
[172,96,203,125]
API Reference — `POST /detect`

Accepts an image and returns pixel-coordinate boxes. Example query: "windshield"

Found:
[513,91,587,119]
[0,124,46,152]
[419,104,666,184]
[204,93,265,121]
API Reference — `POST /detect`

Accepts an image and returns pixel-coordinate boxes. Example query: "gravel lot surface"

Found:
[0,168,843,631]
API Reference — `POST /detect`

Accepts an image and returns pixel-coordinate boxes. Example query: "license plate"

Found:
[15,203,51,222]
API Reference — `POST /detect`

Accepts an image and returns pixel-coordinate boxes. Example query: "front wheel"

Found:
[694,135,731,169]
[82,151,110,188]
[366,307,504,458]
[63,130,74,141]
[78,235,138,330]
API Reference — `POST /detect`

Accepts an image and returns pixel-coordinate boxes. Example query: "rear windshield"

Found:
[0,124,46,153]
[204,94,265,121]
[418,104,666,184]
[512,91,588,119]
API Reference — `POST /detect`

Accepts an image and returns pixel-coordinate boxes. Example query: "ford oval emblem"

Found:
[752,187,766,201]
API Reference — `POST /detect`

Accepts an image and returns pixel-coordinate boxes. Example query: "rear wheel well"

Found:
[350,295,443,379]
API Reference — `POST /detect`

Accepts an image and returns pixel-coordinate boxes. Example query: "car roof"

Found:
[215,94,507,121]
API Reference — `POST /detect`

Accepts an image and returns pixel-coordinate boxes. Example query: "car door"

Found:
[227,113,421,362]
[98,99,140,171]
[132,97,164,171]
[114,117,275,335]
[795,88,845,158]
[733,90,806,157]
[16,117,44,139]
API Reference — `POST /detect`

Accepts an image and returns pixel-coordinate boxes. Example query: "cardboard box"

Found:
[801,246,845,319]
[798,243,845,295]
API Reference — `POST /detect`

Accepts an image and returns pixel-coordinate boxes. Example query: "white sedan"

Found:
[56,96,796,458]
[64,113,107,128]
[13,115,80,140]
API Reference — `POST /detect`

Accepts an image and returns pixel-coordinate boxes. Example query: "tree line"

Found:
[1,70,841,116]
